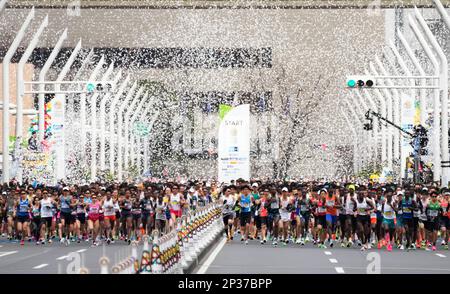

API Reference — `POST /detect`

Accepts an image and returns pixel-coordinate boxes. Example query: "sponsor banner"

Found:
[218,104,250,183]
[50,94,65,180]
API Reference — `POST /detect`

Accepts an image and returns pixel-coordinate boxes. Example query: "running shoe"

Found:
[341,242,346,248]
[301,239,305,246]
[411,244,416,250]
[260,239,264,245]
[367,244,372,250]
[241,237,244,242]
[377,241,382,250]
[357,240,362,247]
[107,238,111,245]
[305,236,310,242]
[127,239,131,245]
[65,238,70,246]
[60,237,65,244]
[399,245,405,250]
[360,245,366,251]
[110,239,115,244]
[445,244,449,250]
[36,240,40,245]
[313,240,317,245]
[432,245,436,251]
[441,240,446,246]
[295,238,301,244]
[319,244,327,249]
[20,240,24,246]
[387,243,392,252]
[48,239,52,244]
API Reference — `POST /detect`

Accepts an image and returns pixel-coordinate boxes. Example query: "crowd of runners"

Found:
[0,181,216,246]
[219,180,450,252]
[1,178,450,252]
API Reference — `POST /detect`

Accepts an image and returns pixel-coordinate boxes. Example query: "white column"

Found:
[99,69,122,172]
[2,7,35,183]
[123,88,145,176]
[81,56,105,168]
[414,7,449,187]
[409,15,441,183]
[38,28,68,141]
[90,62,115,182]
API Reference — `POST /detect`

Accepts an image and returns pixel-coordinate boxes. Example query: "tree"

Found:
[249,66,333,180]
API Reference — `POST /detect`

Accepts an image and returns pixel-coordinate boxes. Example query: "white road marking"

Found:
[436,253,446,258]
[324,251,332,255]
[196,238,227,274]
[0,251,18,257]
[335,267,345,274]
[56,255,68,260]
[76,249,87,253]
[329,258,338,263]
[33,263,48,269]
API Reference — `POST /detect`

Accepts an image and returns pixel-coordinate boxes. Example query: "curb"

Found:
[183,232,224,274]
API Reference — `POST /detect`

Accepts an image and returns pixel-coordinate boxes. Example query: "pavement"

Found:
[198,236,450,274]
[0,237,145,274]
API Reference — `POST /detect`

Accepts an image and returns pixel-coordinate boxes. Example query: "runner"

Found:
[325,187,340,248]
[355,186,374,251]
[103,190,116,244]
[87,193,101,246]
[382,188,397,252]
[239,185,252,245]
[221,187,235,242]
[424,190,443,251]
[16,190,31,245]
[39,190,55,244]
[59,187,74,246]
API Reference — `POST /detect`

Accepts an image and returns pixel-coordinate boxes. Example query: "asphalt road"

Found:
[198,237,450,274]
[0,237,144,274]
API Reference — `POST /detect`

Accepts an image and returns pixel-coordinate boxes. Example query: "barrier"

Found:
[145,202,223,274]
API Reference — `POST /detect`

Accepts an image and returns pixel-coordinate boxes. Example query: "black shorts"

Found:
[115,211,121,219]
[240,211,251,227]
[439,217,449,229]
[121,210,132,221]
[339,214,346,225]
[40,217,52,227]
[300,213,310,226]
[17,215,29,223]
[356,215,370,226]
[223,214,233,226]
[402,217,413,229]
[61,211,75,224]
[142,212,152,223]
[255,216,268,230]
[234,211,240,219]
[425,220,440,232]
[316,215,327,228]
[77,213,86,224]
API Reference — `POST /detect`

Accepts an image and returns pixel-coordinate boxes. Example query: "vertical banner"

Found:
[218,104,250,183]
[401,93,415,180]
[51,94,65,180]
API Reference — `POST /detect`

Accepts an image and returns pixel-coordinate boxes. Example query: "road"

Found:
[2,236,450,274]
[0,237,143,274]
[197,237,450,274]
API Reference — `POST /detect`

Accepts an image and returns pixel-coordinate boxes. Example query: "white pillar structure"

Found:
[397,29,427,127]
[80,56,105,167]
[340,107,359,174]
[123,87,145,176]
[409,15,441,183]
[109,76,133,175]
[53,40,82,181]
[370,62,394,171]
[99,69,122,172]
[2,8,35,183]
[38,28,68,142]
[375,56,401,177]
[413,7,449,187]
[90,62,115,182]
[117,86,143,181]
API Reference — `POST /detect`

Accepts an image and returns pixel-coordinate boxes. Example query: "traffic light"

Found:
[346,76,375,88]
[411,125,428,156]
[86,82,113,93]
[363,110,373,131]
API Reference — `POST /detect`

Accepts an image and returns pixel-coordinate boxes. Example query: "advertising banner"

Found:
[218,104,250,183]
[50,94,65,180]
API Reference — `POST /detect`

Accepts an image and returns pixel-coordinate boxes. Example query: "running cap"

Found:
[422,187,429,192]
[62,187,69,191]
[189,187,195,193]
[100,186,106,191]
[396,191,404,196]
[1,191,6,195]
[282,187,289,192]
[252,183,259,188]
